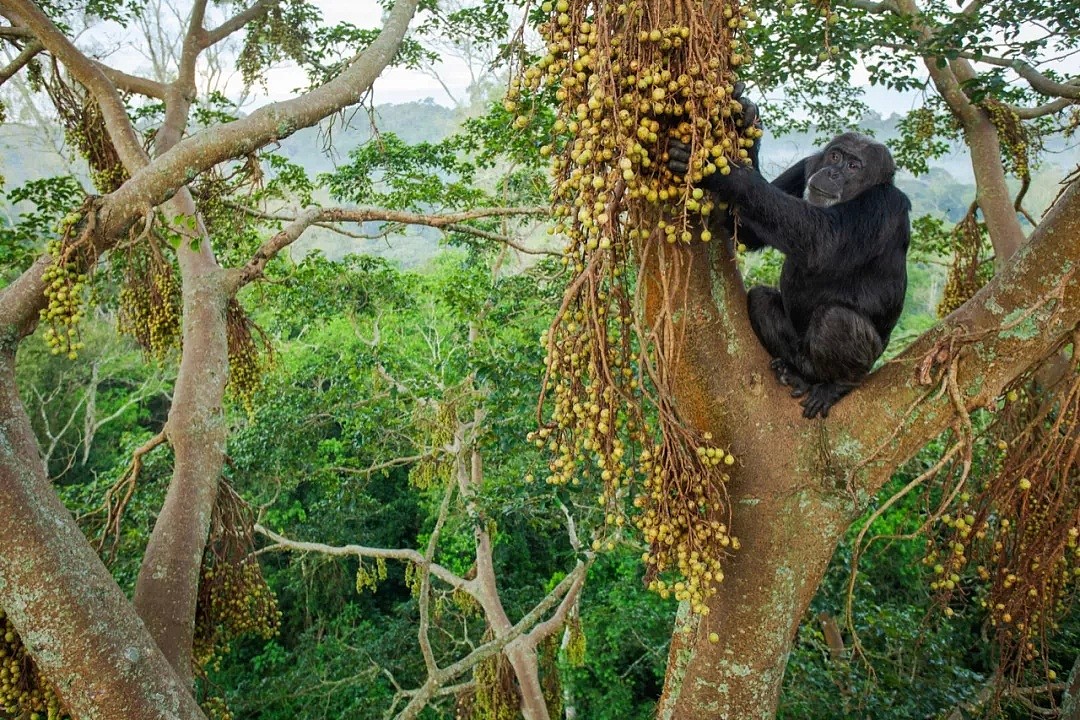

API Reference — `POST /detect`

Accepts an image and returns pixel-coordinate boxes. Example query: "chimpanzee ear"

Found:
[875,144,896,184]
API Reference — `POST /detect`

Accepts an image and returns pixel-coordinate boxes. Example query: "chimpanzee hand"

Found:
[667,82,759,182]
[730,81,759,131]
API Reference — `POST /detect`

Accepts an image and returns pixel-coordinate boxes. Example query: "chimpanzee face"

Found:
[803,132,896,208]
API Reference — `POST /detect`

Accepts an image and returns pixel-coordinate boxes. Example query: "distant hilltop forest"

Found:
[1,99,1075,267]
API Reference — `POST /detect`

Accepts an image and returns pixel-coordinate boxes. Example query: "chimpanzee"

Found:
[669,103,910,419]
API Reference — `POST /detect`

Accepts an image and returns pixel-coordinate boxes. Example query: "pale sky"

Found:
[254,0,477,107]
[79,0,1080,116]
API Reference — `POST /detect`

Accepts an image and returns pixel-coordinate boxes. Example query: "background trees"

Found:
[0,0,1076,719]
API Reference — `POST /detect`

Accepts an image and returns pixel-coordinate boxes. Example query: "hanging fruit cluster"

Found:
[194,484,280,672]
[516,0,757,611]
[117,240,182,357]
[355,557,388,594]
[202,696,234,720]
[510,0,761,249]
[40,211,92,360]
[926,369,1080,676]
[470,629,520,720]
[936,206,992,318]
[226,299,273,416]
[0,610,66,720]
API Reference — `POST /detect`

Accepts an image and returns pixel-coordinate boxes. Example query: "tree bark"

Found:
[657,464,853,718]
[0,343,206,720]
[466,446,552,720]
[1062,652,1080,720]
[889,0,1027,260]
[132,262,230,687]
[651,178,1080,716]
[130,12,227,669]
[0,0,421,701]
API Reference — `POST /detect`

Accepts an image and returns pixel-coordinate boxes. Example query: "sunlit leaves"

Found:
[322,132,487,212]
[459,96,557,170]
[301,24,437,87]
[37,0,142,23]
[889,102,958,176]
[0,176,84,280]
[416,0,511,49]
[237,0,320,87]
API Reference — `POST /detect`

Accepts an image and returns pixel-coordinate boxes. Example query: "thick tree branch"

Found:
[839,0,898,12]
[154,0,210,155]
[0,23,31,38]
[525,559,591,645]
[878,2,1027,259]
[957,53,1080,99]
[95,63,168,99]
[0,35,39,85]
[1,0,148,169]
[1011,96,1077,120]
[0,0,421,334]
[839,178,1080,496]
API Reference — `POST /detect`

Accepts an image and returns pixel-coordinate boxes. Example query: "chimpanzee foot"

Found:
[770,358,812,397]
[800,382,856,419]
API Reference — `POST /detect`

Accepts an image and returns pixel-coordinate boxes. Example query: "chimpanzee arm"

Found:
[769,157,809,198]
[709,165,908,268]
[700,162,834,260]
[720,157,809,251]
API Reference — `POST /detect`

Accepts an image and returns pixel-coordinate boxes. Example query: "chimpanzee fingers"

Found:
[668,140,692,161]
[740,99,759,129]
[729,81,759,129]
[801,396,827,419]
[667,140,693,176]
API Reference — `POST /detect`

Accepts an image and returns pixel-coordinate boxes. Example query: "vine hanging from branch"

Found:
[513,0,759,612]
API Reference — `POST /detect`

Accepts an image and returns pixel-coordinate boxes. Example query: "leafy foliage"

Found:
[0,176,84,280]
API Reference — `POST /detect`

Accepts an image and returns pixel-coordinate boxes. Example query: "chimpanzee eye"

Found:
[848,160,861,170]
[829,151,841,163]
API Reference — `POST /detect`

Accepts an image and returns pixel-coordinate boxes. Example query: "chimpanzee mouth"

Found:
[806,186,841,207]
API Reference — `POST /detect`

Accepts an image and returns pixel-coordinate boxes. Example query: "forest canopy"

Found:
[0,0,1077,719]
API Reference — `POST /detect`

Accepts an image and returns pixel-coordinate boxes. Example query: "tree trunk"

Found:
[0,344,206,720]
[462,372,554,720]
[888,0,1028,260]
[648,249,858,714]
[473,516,552,720]
[647,179,1080,717]
[1062,653,1080,720]
[133,260,230,687]
[505,644,551,720]
[638,235,858,717]
[960,106,1026,264]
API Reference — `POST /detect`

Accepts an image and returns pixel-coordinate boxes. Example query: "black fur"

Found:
[670,131,911,419]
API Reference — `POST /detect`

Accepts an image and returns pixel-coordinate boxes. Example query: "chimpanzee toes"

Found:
[799,382,853,420]
[773,361,811,397]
